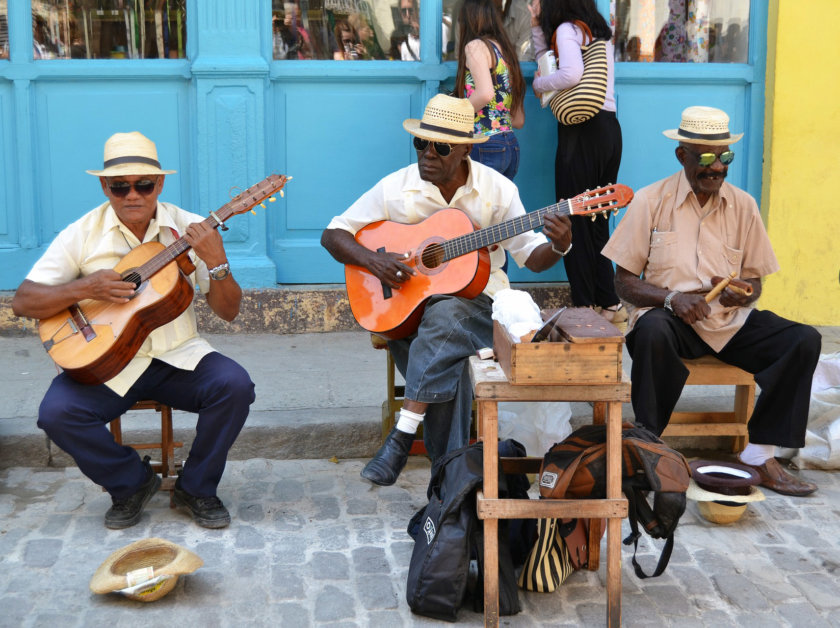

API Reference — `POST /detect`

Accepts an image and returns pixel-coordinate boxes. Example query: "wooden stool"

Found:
[109,400,183,506]
[661,356,755,452]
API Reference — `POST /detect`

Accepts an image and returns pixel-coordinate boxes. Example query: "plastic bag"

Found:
[497,401,573,457]
[791,352,840,469]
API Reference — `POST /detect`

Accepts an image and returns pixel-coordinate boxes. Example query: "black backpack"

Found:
[538,422,691,578]
[406,440,532,621]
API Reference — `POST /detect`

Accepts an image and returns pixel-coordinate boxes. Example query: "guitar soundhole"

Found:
[122,270,142,289]
[420,243,445,269]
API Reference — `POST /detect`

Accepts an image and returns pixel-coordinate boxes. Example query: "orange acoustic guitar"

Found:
[346,183,634,340]
[39,174,290,385]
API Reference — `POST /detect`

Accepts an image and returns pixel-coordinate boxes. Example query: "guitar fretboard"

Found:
[443,199,571,261]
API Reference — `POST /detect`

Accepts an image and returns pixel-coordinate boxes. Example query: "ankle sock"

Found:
[739,443,775,466]
[396,408,424,434]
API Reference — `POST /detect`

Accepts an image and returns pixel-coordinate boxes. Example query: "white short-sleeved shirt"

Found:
[27,201,216,395]
[326,159,548,298]
[601,170,779,351]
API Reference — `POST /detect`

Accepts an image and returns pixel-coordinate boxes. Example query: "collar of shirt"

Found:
[102,201,181,246]
[402,157,477,207]
[673,169,734,214]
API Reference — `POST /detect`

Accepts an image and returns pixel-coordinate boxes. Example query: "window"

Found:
[31,0,187,60]
[613,0,749,63]
[272,0,429,61]
[444,0,534,63]
[1,1,8,59]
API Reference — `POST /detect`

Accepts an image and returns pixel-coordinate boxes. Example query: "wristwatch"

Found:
[663,290,680,314]
[208,261,231,281]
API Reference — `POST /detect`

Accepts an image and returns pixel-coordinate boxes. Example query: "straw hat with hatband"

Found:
[403,94,488,145]
[86,131,176,177]
[663,106,743,146]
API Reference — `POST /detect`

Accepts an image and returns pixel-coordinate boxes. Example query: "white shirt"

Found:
[326,158,548,298]
[27,201,216,395]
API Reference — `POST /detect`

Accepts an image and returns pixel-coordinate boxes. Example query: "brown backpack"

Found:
[538,422,691,578]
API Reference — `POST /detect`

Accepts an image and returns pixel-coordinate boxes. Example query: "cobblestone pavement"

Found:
[1,454,839,627]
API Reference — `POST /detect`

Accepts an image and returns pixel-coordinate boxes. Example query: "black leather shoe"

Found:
[104,456,161,529]
[361,427,414,486]
[174,477,231,528]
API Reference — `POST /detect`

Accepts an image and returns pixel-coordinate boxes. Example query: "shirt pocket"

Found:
[647,231,678,273]
[721,244,743,277]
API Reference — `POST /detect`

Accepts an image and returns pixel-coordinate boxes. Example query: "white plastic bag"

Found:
[792,352,840,469]
[497,401,573,457]
[491,289,543,343]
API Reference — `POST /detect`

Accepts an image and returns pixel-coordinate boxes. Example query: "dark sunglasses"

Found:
[413,136,452,157]
[685,149,735,167]
[107,179,158,197]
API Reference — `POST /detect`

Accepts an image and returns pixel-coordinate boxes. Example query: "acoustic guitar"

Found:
[345,183,633,340]
[39,174,290,385]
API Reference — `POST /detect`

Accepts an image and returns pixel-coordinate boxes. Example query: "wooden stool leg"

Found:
[733,383,754,453]
[160,404,173,477]
[110,417,123,444]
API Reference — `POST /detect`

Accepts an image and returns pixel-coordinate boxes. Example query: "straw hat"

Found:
[663,106,743,146]
[86,131,176,177]
[686,460,765,525]
[90,538,203,602]
[403,94,488,144]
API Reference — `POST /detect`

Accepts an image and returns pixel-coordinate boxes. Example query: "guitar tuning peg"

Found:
[280,190,285,197]
[269,196,277,202]
[260,203,266,209]
[591,215,597,222]
[251,209,257,215]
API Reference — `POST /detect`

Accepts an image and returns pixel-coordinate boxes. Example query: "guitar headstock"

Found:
[227,174,292,217]
[569,184,633,220]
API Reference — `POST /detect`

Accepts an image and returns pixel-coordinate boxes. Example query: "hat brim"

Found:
[663,129,743,146]
[403,119,488,144]
[90,537,203,595]
[86,164,176,177]
[686,478,765,503]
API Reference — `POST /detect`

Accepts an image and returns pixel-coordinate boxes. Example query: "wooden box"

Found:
[493,307,624,385]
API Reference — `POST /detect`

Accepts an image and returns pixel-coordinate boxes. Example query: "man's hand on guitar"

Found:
[185,222,227,269]
[543,213,572,254]
[83,269,136,303]
[368,250,415,289]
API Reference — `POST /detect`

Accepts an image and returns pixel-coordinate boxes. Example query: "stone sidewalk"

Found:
[1,455,839,627]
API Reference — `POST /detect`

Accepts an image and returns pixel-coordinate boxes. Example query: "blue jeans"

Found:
[388,294,494,462]
[38,353,255,498]
[470,131,520,181]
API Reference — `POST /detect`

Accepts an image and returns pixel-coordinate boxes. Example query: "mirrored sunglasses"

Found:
[413,136,452,157]
[690,150,735,167]
[107,179,158,197]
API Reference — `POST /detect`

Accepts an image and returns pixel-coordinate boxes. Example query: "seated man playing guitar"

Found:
[11,132,256,529]
[321,94,572,486]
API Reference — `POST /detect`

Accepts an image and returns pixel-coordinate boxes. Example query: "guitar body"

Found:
[38,241,195,385]
[346,208,491,340]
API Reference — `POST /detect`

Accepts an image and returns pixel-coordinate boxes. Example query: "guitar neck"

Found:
[125,201,240,283]
[442,199,572,261]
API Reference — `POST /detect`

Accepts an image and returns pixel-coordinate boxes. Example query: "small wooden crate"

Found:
[493,308,624,385]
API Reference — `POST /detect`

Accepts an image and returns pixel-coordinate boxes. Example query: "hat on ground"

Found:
[663,106,743,146]
[687,460,765,525]
[90,538,203,602]
[86,131,176,177]
[403,94,488,145]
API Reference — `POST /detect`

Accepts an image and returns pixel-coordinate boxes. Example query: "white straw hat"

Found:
[86,131,176,176]
[663,106,743,146]
[403,94,488,144]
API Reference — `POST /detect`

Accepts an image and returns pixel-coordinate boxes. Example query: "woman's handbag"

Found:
[517,517,573,592]
[548,20,608,125]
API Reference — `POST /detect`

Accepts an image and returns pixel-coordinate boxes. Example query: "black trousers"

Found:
[626,308,821,448]
[554,109,622,308]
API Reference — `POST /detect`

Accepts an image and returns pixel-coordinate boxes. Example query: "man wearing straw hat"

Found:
[322,94,572,486]
[601,106,821,497]
[11,132,255,528]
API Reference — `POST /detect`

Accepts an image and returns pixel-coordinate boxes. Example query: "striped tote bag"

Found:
[549,24,608,125]
[517,518,574,592]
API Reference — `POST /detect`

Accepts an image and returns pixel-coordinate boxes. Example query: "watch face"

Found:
[210,265,230,280]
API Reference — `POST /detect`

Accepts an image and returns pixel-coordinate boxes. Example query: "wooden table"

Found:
[469,356,630,627]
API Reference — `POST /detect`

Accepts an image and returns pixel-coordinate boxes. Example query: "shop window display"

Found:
[30,0,187,60]
[613,0,749,63]
[444,0,534,62]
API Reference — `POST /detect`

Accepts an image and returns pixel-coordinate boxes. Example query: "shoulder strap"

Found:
[552,20,594,57]
[622,488,675,579]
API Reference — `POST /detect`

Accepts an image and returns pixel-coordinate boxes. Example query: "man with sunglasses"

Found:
[322,94,572,486]
[11,131,255,528]
[601,106,821,497]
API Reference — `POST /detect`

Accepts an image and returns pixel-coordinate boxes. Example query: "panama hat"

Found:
[663,106,743,146]
[403,94,488,144]
[686,460,765,524]
[90,538,203,602]
[86,131,176,177]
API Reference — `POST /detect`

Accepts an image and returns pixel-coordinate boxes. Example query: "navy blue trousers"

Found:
[38,352,255,499]
[626,308,821,448]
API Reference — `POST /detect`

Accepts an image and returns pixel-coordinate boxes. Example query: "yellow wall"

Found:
[761,0,840,325]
